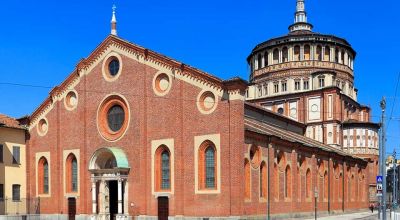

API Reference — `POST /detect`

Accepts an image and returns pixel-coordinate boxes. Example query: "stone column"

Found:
[92,180,97,214]
[118,179,123,214]
[322,46,325,61]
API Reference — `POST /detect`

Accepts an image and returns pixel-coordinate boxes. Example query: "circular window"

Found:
[102,52,123,82]
[107,105,125,132]
[37,118,48,136]
[197,91,217,114]
[277,107,284,114]
[153,73,171,96]
[108,59,120,76]
[328,132,333,137]
[97,94,130,141]
[64,90,78,110]
[311,104,319,112]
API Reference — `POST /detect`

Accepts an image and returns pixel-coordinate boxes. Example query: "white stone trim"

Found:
[151,138,175,195]
[96,93,131,142]
[63,89,79,111]
[194,134,221,194]
[63,149,80,197]
[102,51,123,82]
[196,90,218,115]
[35,152,51,197]
[152,71,173,97]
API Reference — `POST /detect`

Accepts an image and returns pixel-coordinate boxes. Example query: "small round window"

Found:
[277,107,284,114]
[108,59,120,76]
[107,105,125,132]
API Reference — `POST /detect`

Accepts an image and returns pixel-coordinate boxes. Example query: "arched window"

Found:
[335,48,339,63]
[66,154,78,193]
[257,54,262,69]
[324,171,328,200]
[161,150,170,189]
[245,159,251,199]
[340,50,345,64]
[306,169,311,198]
[316,45,322,61]
[324,46,330,61]
[293,46,300,61]
[38,157,49,194]
[304,45,311,60]
[282,47,288,62]
[264,51,269,67]
[273,49,279,64]
[205,147,215,188]
[260,161,267,199]
[285,165,291,198]
[155,145,171,191]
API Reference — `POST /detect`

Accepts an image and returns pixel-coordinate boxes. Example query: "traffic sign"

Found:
[377,184,383,191]
[377,175,383,183]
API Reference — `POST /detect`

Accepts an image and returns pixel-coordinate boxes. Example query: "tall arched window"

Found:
[161,150,170,189]
[351,174,355,200]
[205,147,215,188]
[282,47,289,62]
[304,45,311,60]
[273,49,279,64]
[324,46,330,61]
[245,159,251,199]
[306,168,311,198]
[66,154,78,193]
[285,165,291,198]
[264,51,269,67]
[38,157,49,194]
[257,54,262,69]
[335,48,339,63]
[155,145,171,191]
[260,161,267,199]
[293,46,300,61]
[316,45,322,61]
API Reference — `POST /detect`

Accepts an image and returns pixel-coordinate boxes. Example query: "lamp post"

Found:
[380,97,387,220]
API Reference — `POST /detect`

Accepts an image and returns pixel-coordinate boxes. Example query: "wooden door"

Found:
[68,197,76,220]
[157,197,169,220]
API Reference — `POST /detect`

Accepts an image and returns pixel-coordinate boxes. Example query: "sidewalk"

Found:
[303,211,377,220]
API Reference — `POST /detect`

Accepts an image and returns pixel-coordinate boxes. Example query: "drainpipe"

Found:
[267,137,271,220]
[328,158,331,214]
[342,159,345,212]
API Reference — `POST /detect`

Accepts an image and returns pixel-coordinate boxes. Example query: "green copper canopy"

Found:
[89,147,130,170]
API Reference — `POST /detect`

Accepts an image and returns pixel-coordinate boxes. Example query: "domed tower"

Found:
[246,0,379,161]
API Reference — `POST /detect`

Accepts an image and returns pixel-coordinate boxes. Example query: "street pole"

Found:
[394,149,397,210]
[315,187,318,220]
[381,97,387,220]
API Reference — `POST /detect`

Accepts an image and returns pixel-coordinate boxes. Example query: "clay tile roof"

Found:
[0,114,25,130]
[244,116,365,161]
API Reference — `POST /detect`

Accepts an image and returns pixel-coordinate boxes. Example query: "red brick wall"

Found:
[27,53,245,217]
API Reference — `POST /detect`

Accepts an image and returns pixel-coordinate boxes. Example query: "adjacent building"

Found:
[0,114,28,215]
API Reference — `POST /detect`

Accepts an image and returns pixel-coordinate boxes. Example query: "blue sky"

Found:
[0,0,399,153]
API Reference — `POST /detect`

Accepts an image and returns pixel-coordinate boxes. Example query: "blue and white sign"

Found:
[377,175,383,183]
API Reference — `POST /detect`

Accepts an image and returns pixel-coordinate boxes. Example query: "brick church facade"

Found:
[25,1,378,220]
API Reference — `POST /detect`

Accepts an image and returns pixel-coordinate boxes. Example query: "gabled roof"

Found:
[29,35,247,126]
[0,114,26,130]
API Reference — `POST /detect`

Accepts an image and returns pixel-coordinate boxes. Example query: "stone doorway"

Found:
[88,147,130,220]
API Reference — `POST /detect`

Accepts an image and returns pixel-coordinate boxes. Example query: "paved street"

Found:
[303,211,379,220]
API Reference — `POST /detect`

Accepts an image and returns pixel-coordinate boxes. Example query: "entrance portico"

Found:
[89,147,130,220]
